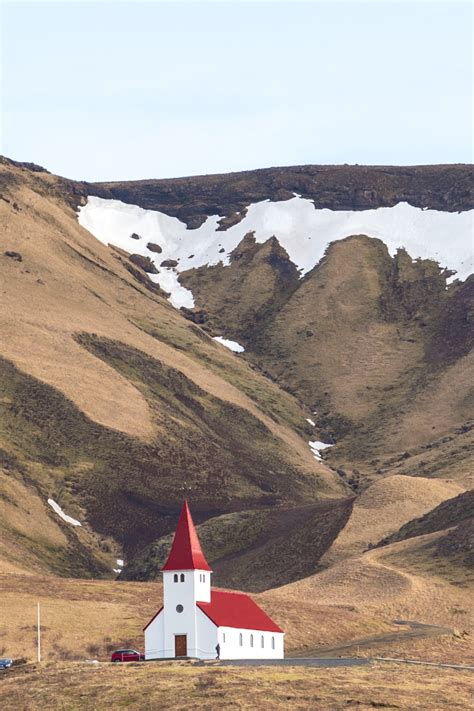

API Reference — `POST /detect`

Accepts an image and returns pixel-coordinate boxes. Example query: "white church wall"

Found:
[196,607,219,659]
[216,626,284,660]
[194,570,211,603]
[161,569,212,657]
[163,570,197,657]
[144,610,164,660]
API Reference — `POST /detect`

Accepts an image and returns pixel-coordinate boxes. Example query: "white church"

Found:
[144,501,284,660]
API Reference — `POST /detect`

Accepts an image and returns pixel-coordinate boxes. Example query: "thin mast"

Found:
[37,602,41,663]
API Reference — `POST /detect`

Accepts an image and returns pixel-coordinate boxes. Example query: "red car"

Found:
[111,649,145,663]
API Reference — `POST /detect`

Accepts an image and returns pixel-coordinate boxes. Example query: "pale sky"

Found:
[1,1,472,181]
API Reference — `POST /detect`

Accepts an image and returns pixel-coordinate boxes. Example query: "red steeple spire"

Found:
[162,501,212,572]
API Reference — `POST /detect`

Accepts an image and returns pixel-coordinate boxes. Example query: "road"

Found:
[201,657,371,668]
[198,620,460,670]
[288,620,452,658]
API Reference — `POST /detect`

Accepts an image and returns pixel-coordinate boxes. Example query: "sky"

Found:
[1,1,472,181]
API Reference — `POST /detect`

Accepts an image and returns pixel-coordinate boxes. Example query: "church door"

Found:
[175,635,187,657]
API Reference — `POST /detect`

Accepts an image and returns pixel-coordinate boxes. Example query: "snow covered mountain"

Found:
[1,157,472,588]
[75,164,473,487]
[78,194,473,310]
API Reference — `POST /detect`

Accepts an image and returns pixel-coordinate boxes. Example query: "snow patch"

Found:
[212,336,245,353]
[78,196,473,310]
[306,418,316,427]
[309,440,334,461]
[116,558,124,567]
[48,498,82,526]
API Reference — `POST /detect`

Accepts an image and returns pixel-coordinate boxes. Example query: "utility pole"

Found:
[37,602,41,663]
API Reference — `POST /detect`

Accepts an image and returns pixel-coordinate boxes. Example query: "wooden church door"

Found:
[175,635,187,657]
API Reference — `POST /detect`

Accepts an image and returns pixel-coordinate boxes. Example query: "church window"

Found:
[202,574,205,582]
[180,573,185,582]
[250,634,253,647]
[261,635,264,648]
[271,636,275,650]
[239,633,243,646]
[176,604,184,613]
[223,633,226,643]
[173,574,178,583]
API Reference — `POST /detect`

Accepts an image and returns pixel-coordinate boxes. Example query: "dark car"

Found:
[0,658,13,669]
[110,649,145,663]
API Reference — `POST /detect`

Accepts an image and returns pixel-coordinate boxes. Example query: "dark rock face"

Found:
[130,232,141,240]
[216,208,248,231]
[427,275,474,366]
[0,156,50,173]
[180,307,208,324]
[160,258,178,268]
[129,254,158,274]
[180,233,301,346]
[146,242,162,253]
[85,164,474,229]
[436,518,474,567]
[4,251,22,261]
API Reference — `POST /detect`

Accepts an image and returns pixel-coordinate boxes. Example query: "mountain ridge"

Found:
[0,156,472,592]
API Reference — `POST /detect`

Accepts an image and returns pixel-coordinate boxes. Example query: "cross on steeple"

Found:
[178,479,192,500]
[162,501,212,571]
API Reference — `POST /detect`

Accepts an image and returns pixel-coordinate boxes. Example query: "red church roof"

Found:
[197,590,283,633]
[162,501,212,572]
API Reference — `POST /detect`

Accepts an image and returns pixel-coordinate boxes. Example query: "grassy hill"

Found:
[0,157,472,670]
[0,158,344,579]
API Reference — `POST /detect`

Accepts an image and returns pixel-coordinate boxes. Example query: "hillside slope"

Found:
[1,157,472,590]
[0,159,343,579]
[75,163,474,486]
[378,489,474,551]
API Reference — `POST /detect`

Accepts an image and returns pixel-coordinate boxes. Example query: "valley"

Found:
[0,158,472,704]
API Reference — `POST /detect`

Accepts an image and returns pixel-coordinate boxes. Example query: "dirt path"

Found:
[289,621,452,658]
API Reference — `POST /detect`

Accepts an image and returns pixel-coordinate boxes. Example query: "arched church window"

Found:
[239,633,243,646]
[180,573,185,582]
[271,636,275,650]
[173,574,178,583]
[250,634,253,647]
[261,635,264,648]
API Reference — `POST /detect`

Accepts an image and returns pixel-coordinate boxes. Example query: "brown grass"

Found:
[274,533,474,640]
[0,571,399,663]
[322,475,464,564]
[1,660,472,710]
[0,168,338,485]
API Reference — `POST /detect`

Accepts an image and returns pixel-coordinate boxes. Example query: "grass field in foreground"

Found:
[1,660,473,711]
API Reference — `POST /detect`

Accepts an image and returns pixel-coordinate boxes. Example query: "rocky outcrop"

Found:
[436,518,474,567]
[180,233,300,344]
[160,259,178,268]
[129,254,158,274]
[85,164,474,229]
[146,242,162,253]
[4,251,22,261]
[180,307,208,324]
